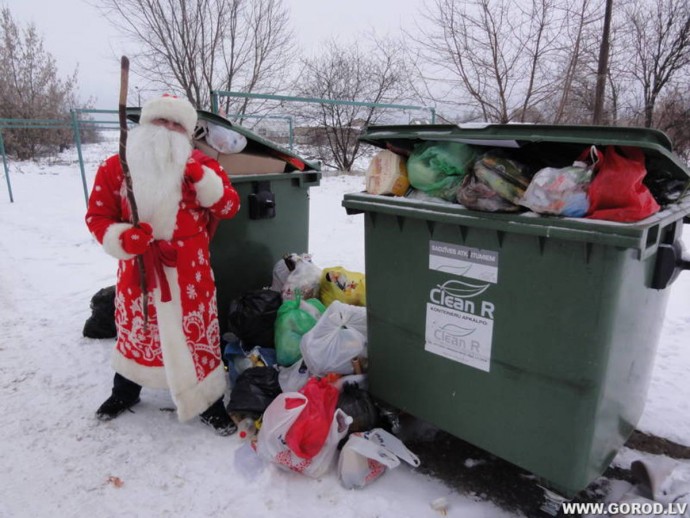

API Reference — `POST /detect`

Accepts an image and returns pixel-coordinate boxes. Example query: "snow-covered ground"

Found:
[1,135,689,518]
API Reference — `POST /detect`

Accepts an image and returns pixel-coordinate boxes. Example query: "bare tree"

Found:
[547,3,631,125]
[218,0,295,115]
[0,8,87,159]
[412,0,564,123]
[551,0,596,123]
[625,0,690,127]
[295,37,409,171]
[654,88,690,160]
[98,0,295,111]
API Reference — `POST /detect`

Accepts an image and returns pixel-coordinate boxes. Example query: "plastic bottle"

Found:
[237,417,257,440]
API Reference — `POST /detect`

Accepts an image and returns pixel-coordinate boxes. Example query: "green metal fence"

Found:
[0,109,123,205]
[211,91,437,124]
[1,92,437,205]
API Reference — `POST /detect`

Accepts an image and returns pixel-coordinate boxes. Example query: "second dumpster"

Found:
[342,124,690,498]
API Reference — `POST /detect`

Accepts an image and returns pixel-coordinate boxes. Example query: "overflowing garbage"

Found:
[223,252,420,488]
[365,139,673,223]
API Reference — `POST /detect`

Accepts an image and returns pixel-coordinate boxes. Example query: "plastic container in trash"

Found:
[127,108,321,335]
[342,124,690,498]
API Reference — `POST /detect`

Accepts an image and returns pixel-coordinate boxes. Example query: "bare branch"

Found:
[96,0,295,110]
[296,36,409,171]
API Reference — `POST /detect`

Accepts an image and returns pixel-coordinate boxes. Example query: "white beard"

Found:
[127,124,192,240]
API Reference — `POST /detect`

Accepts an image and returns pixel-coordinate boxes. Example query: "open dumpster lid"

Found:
[359,124,690,184]
[126,107,320,172]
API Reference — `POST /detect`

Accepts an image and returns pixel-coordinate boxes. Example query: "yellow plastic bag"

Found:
[320,267,366,307]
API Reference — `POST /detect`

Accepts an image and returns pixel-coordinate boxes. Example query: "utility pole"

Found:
[592,0,614,124]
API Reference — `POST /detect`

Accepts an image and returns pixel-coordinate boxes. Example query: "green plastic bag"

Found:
[274,294,326,366]
[407,141,477,201]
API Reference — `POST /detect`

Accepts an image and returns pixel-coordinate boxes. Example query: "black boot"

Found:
[96,373,142,421]
[200,399,237,436]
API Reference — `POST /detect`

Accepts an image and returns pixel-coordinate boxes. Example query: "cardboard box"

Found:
[194,139,286,176]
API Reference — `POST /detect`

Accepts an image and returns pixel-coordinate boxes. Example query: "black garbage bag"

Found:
[227,289,282,348]
[226,366,282,416]
[337,382,380,433]
[83,286,117,339]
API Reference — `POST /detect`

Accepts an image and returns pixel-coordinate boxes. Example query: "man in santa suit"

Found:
[85,94,240,435]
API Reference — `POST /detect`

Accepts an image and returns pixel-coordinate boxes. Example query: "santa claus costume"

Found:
[85,95,240,427]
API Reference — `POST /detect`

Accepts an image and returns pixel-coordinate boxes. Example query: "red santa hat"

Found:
[139,94,198,137]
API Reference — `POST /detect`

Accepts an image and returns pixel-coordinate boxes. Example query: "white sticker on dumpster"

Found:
[425,279,494,372]
[429,241,498,283]
[425,304,493,371]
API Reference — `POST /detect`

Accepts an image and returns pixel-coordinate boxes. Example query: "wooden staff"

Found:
[118,56,149,325]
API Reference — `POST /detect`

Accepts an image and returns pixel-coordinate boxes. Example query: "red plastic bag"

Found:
[256,392,352,477]
[285,377,339,459]
[586,146,660,222]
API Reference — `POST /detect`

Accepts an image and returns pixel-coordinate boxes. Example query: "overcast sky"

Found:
[7,0,422,109]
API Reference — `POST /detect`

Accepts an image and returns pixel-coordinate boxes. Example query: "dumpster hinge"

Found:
[426,220,435,237]
[496,230,505,248]
[458,225,468,243]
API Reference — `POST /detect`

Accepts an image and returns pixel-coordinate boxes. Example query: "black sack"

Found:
[337,382,380,433]
[83,285,117,339]
[226,366,281,416]
[227,289,282,348]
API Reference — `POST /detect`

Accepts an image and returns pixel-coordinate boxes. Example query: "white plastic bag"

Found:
[520,147,599,217]
[281,254,322,301]
[277,359,311,393]
[337,428,420,489]
[270,257,292,292]
[206,122,247,154]
[256,392,352,478]
[519,162,592,217]
[299,301,367,376]
[631,458,690,508]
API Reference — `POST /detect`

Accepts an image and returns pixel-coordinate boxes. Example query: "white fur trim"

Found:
[155,267,227,422]
[174,363,228,422]
[102,223,136,260]
[112,351,169,389]
[140,96,198,137]
[194,165,224,207]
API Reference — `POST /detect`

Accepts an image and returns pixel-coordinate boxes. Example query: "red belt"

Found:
[142,240,178,303]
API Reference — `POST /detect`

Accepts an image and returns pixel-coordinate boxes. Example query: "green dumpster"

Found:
[127,108,321,335]
[342,124,690,498]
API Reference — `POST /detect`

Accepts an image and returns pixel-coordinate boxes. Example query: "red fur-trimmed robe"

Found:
[86,151,239,421]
